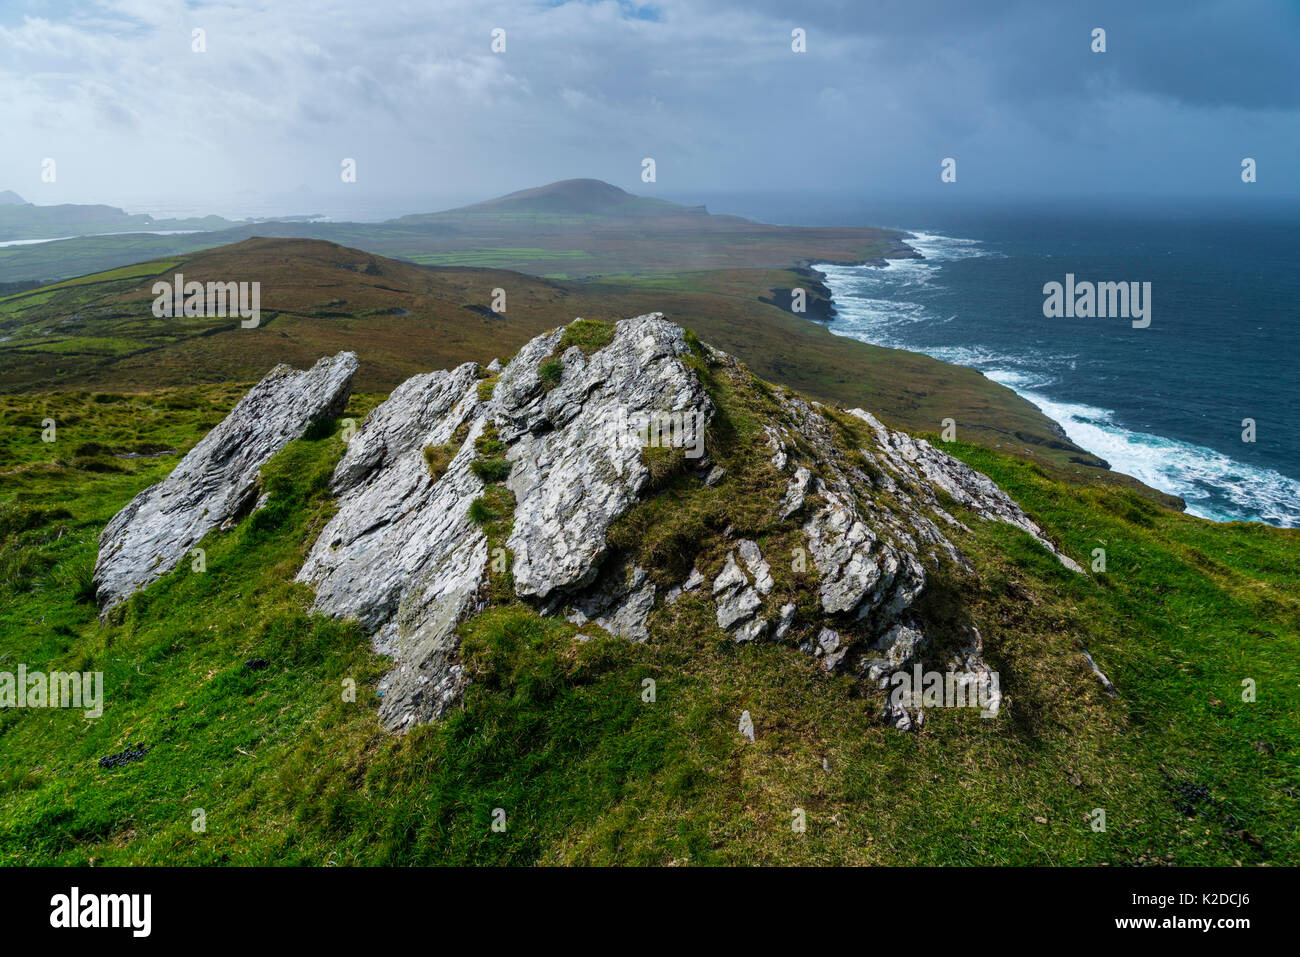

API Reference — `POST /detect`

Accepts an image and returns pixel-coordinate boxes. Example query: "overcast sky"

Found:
[2,0,1297,218]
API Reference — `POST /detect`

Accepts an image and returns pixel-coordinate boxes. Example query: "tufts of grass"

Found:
[470,458,512,483]
[423,442,457,480]
[558,319,616,356]
[538,359,563,388]
[0,381,1295,867]
[640,445,688,492]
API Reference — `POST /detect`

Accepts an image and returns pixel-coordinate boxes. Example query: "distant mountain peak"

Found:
[438,177,704,219]
[0,190,29,205]
[482,179,633,209]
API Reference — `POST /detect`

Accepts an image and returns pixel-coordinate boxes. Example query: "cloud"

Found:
[0,0,1295,212]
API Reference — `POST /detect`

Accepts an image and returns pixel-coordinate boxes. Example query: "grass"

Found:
[0,237,1159,516]
[423,442,457,480]
[557,318,616,355]
[0,362,1294,865]
[538,359,563,388]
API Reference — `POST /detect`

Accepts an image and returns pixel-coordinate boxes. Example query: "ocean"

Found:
[777,199,1300,528]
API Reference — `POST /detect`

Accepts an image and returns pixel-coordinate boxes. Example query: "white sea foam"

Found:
[987,375,1300,527]
[815,241,1300,528]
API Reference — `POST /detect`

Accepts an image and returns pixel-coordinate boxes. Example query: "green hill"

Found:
[0,317,1294,865]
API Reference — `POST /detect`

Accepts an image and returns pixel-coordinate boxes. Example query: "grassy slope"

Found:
[0,349,1294,865]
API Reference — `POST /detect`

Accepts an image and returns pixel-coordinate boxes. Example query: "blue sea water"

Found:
[775,200,1300,528]
[670,192,1299,526]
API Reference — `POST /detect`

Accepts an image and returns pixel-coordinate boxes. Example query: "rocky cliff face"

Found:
[93,352,357,613]
[97,315,1081,730]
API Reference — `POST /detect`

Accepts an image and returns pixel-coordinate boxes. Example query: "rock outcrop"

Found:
[98,314,1083,733]
[296,314,710,729]
[93,352,357,613]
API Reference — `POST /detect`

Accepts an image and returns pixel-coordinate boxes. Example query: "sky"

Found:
[1,0,1297,219]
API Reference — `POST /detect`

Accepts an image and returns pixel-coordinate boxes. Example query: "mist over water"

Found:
[796,204,1300,528]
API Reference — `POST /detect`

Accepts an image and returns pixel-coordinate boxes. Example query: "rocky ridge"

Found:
[96,315,1082,731]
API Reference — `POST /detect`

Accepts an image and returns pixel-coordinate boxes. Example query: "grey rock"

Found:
[816,626,847,671]
[664,566,705,606]
[498,314,712,600]
[737,539,774,595]
[773,602,797,640]
[299,315,707,728]
[297,361,489,729]
[860,620,928,683]
[568,562,656,642]
[779,466,813,519]
[712,551,763,632]
[844,408,1084,573]
[94,351,357,614]
[1081,648,1118,698]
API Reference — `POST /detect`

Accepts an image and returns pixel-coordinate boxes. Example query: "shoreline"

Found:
[807,244,1300,528]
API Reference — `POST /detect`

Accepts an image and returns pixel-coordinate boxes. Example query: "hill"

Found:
[0,202,242,243]
[407,177,704,219]
[0,316,1294,865]
[0,191,26,206]
[0,179,914,285]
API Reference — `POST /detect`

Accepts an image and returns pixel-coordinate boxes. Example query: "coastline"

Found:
[804,236,1206,518]
[766,234,925,323]
[806,236,1300,528]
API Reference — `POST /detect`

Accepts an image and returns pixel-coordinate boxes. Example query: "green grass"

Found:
[470,458,512,483]
[538,359,563,387]
[0,373,1295,866]
[557,318,616,355]
[403,248,591,267]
